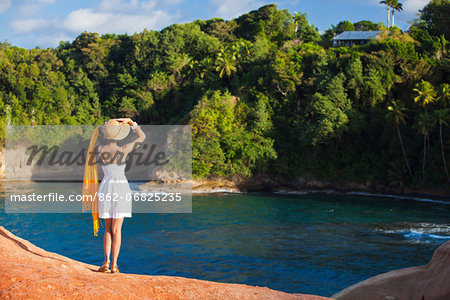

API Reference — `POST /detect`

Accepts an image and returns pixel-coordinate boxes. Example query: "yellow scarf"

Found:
[82,126,100,236]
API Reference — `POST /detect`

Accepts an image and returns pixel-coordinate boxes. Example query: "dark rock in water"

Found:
[333,241,450,300]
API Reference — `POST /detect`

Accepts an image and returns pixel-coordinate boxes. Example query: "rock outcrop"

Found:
[333,241,450,300]
[0,226,330,300]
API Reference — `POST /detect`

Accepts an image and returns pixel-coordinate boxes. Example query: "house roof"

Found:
[333,31,381,40]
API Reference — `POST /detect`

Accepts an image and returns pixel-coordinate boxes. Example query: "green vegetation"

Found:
[379,0,403,28]
[0,3,449,188]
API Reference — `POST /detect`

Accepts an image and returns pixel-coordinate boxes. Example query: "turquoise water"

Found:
[1,182,449,297]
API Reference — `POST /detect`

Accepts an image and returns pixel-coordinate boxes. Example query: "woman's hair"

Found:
[98,131,116,145]
[103,138,117,145]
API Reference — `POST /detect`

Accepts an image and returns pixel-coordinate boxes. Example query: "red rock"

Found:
[333,241,450,300]
[0,226,331,300]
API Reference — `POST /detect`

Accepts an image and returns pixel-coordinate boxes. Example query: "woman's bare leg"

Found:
[103,218,112,264]
[111,217,124,266]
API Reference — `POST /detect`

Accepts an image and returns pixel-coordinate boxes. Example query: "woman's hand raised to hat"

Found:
[116,118,134,126]
[101,121,107,134]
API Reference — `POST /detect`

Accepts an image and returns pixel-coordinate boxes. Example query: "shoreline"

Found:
[191,187,450,205]
[2,177,448,204]
[272,189,450,205]
[185,177,449,203]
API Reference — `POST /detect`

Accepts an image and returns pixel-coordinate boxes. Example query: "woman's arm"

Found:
[121,120,146,154]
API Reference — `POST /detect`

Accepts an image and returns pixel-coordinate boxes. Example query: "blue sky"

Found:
[0,0,430,49]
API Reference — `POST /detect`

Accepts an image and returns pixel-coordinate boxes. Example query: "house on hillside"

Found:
[333,31,381,47]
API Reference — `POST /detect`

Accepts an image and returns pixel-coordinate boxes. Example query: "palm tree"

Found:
[416,113,433,182]
[437,83,450,107]
[379,0,393,27]
[387,100,413,181]
[413,80,436,113]
[215,48,237,79]
[199,57,214,79]
[293,12,303,33]
[169,53,193,81]
[433,109,450,183]
[390,0,403,28]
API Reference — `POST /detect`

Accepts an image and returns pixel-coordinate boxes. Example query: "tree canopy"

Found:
[0,4,449,188]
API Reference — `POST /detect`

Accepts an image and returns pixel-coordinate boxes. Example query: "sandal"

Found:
[98,262,110,272]
[111,265,119,273]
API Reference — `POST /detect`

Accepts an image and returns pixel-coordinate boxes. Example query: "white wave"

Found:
[346,191,450,205]
[192,189,242,194]
[404,230,450,240]
[376,223,450,241]
[274,189,335,195]
[274,189,449,205]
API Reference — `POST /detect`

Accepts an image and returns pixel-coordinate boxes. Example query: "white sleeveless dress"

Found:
[97,146,132,219]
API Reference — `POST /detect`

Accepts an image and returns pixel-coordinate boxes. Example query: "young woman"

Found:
[96,118,146,273]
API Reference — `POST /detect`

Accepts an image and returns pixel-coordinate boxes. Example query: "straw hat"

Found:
[102,119,130,140]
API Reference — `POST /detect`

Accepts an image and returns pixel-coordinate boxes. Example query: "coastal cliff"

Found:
[333,241,450,300]
[0,226,330,300]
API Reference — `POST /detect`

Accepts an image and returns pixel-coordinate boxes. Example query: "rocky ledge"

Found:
[333,241,450,300]
[139,176,449,202]
[0,226,330,300]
